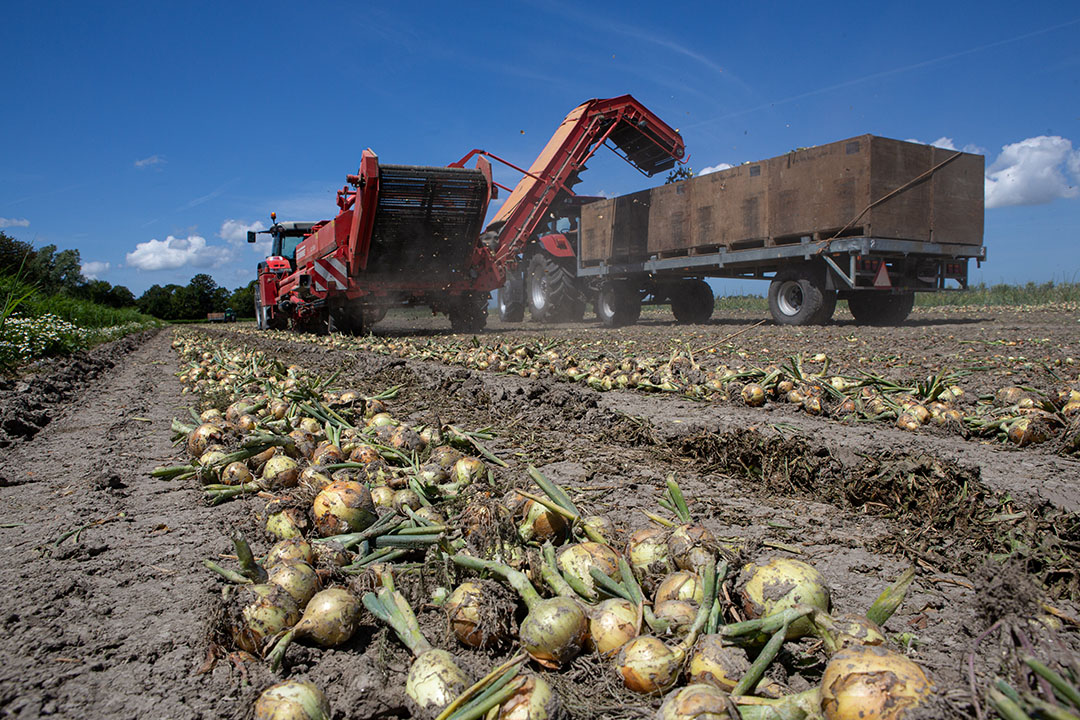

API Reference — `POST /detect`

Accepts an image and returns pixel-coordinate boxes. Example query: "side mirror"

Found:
[247,231,256,243]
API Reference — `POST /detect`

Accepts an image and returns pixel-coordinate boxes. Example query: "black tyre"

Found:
[596,282,642,328]
[254,295,266,330]
[768,267,836,326]
[670,280,715,324]
[327,301,364,335]
[449,292,489,333]
[847,292,915,325]
[527,253,585,322]
[497,271,525,322]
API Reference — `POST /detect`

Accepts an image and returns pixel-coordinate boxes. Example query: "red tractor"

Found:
[249,96,685,333]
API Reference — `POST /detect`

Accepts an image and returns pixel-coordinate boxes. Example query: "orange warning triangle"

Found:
[873,263,891,288]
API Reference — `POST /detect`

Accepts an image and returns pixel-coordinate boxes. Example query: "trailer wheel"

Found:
[527,253,585,322]
[768,268,835,325]
[497,272,525,322]
[327,301,364,335]
[449,292,489,333]
[671,280,715,324]
[596,282,641,328]
[847,292,915,325]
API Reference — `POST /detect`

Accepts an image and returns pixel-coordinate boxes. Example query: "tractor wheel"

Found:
[670,280,715,324]
[449,293,489,333]
[527,253,585,322]
[497,271,525,322]
[768,267,836,326]
[595,282,641,328]
[847,292,915,325]
[327,301,364,335]
[254,296,266,330]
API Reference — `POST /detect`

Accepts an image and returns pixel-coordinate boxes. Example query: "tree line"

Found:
[1,231,255,321]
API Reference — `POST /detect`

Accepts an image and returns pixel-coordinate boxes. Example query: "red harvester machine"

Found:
[249,95,685,333]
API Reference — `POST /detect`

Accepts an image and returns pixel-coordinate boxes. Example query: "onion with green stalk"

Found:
[452,554,588,669]
[254,680,331,720]
[227,583,301,655]
[615,561,718,695]
[266,560,321,607]
[655,570,705,606]
[587,597,640,656]
[625,527,673,593]
[556,542,620,601]
[656,684,734,720]
[363,585,472,718]
[266,587,362,670]
[737,557,831,640]
[265,537,315,568]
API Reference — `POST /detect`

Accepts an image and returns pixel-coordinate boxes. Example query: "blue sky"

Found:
[2,1,1078,296]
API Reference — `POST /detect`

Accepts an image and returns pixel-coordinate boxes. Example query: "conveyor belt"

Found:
[366,164,488,279]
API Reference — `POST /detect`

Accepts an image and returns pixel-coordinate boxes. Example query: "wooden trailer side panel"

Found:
[929,146,985,245]
[580,198,615,264]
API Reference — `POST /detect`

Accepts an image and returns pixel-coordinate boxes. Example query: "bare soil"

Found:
[1,305,1077,719]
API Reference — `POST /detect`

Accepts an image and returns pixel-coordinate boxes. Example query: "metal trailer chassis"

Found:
[573,236,987,326]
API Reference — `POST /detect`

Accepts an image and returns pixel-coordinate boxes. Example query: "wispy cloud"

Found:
[126,234,233,271]
[134,154,166,169]
[176,178,238,213]
[0,217,30,228]
[685,16,1080,129]
[698,163,733,176]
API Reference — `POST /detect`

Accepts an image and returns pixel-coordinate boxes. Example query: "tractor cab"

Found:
[250,221,318,270]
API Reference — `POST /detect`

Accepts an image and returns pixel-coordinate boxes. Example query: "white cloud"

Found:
[81,261,111,279]
[134,154,165,169]
[984,135,1080,209]
[125,234,233,271]
[908,136,986,155]
[0,217,30,228]
[220,219,266,244]
[698,163,733,176]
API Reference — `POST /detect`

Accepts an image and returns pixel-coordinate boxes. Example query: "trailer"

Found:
[497,135,986,326]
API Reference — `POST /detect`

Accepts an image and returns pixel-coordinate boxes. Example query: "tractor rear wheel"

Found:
[527,253,585,322]
[327,301,364,335]
[670,280,715,324]
[497,271,525,322]
[449,293,489,333]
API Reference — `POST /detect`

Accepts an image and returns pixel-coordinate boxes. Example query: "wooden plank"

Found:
[768,136,869,240]
[579,198,614,263]
[689,163,768,247]
[612,189,652,263]
[866,136,933,241]
[929,146,984,245]
[646,182,692,253]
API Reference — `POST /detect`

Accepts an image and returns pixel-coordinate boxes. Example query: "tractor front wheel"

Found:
[449,293,489,333]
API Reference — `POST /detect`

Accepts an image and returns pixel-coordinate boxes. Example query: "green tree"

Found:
[0,232,34,275]
[229,280,257,319]
[106,285,136,308]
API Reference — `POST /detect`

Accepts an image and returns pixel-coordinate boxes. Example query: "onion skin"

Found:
[519,596,589,669]
[588,598,640,656]
[445,581,510,649]
[267,561,321,607]
[499,674,563,720]
[656,684,733,720]
[738,557,831,640]
[292,588,361,646]
[615,635,685,695]
[668,524,718,572]
[625,527,673,593]
[261,456,301,489]
[221,461,253,486]
[312,480,377,536]
[557,542,620,600]
[686,636,749,692]
[265,538,315,568]
[653,600,697,637]
[821,645,932,720]
[187,423,224,457]
[232,584,300,654]
[655,571,705,606]
[519,499,568,544]
[254,680,331,720]
[405,649,471,719]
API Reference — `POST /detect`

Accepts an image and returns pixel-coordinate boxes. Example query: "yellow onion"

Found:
[254,680,330,720]
[312,541,351,569]
[655,571,705,606]
[286,429,317,459]
[187,423,224,457]
[556,542,620,600]
[741,383,766,407]
[299,466,333,490]
[198,449,228,470]
[221,461,253,486]
[995,386,1028,406]
[452,456,486,485]
[406,649,471,719]
[499,673,563,720]
[199,408,224,424]
[267,588,362,669]
[821,645,932,720]
[265,538,315,567]
[615,635,685,695]
[813,613,887,655]
[364,398,388,417]
[519,596,589,668]
[654,600,698,637]
[266,506,308,540]
[393,488,423,514]
[268,399,290,420]
[686,636,749,692]
[311,442,344,466]
[588,598,640,656]
[261,455,300,489]
[430,445,462,469]
[668,525,718,572]
[348,444,381,463]
[414,506,445,525]
[626,527,673,592]
[371,485,395,508]
[657,684,733,720]
[518,499,568,544]
[230,583,301,654]
[267,560,321,606]
[367,412,396,428]
[445,581,512,649]
[247,446,277,473]
[1006,416,1053,446]
[296,417,323,435]
[312,480,377,536]
[389,425,425,452]
[738,557,830,639]
[582,515,617,545]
